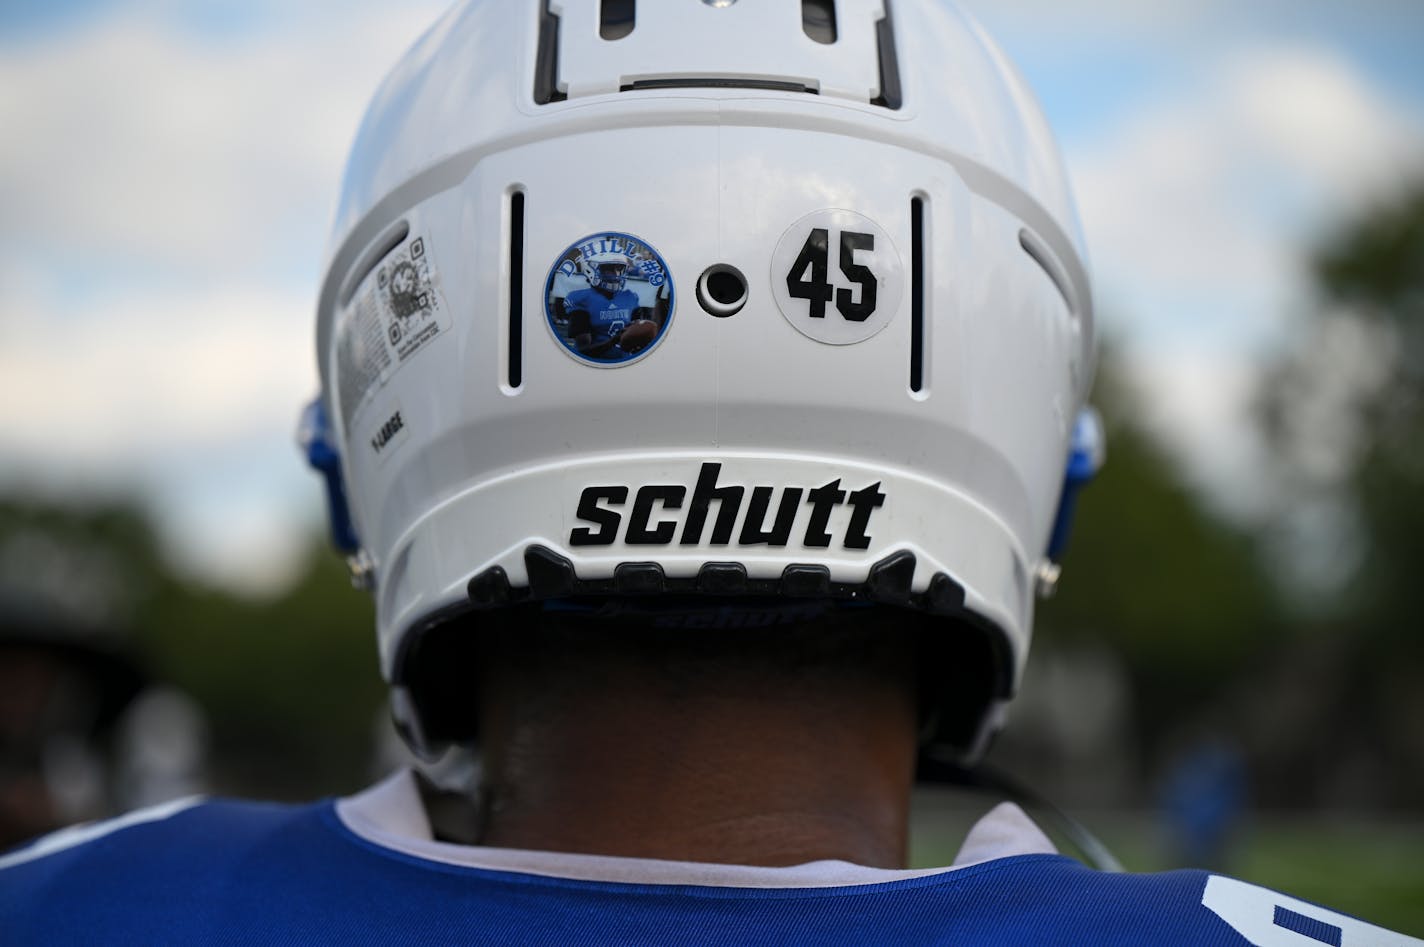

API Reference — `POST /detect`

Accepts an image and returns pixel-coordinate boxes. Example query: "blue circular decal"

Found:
[544,231,675,367]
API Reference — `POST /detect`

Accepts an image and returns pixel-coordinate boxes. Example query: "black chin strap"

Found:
[918,758,1125,873]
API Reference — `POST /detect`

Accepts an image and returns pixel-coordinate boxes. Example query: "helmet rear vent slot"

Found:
[801,0,837,44]
[909,195,926,393]
[339,220,409,308]
[599,0,636,41]
[869,0,902,110]
[534,0,567,104]
[1019,228,1076,315]
[507,190,526,390]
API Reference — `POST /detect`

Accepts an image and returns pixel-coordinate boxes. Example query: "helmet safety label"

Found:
[544,231,674,368]
[334,234,450,433]
[771,209,902,345]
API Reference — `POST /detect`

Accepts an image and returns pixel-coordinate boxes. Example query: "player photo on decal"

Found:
[544,232,674,366]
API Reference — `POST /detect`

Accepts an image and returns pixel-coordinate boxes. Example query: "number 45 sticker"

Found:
[772,208,903,345]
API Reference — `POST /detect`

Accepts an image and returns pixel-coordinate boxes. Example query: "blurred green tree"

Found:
[1316,186,1424,641]
[138,546,382,800]
[1036,352,1284,771]
[0,499,383,802]
[1256,182,1424,807]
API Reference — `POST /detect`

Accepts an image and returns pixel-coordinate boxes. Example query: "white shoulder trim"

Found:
[952,801,1058,867]
[335,770,1059,888]
[1203,875,1424,947]
[338,768,434,842]
[0,795,204,872]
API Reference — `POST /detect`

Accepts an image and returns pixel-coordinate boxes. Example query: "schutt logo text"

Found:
[570,463,886,550]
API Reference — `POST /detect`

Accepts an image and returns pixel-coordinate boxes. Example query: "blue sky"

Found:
[1,0,1421,593]
[992,4,1424,114]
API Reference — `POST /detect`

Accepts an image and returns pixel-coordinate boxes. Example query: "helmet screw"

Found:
[1034,560,1062,599]
[347,549,377,591]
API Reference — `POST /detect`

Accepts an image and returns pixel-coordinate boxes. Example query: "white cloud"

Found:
[962,0,1218,43]
[963,0,1424,50]
[0,278,324,597]
[1076,45,1423,343]
[0,284,315,462]
[1068,45,1424,515]
[1120,345,1270,519]
[0,3,446,594]
[1224,48,1423,219]
[158,456,326,600]
[0,3,446,277]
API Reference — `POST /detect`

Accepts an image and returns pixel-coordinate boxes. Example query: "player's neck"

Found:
[464,645,919,868]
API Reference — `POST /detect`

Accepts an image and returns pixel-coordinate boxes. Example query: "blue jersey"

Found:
[2,789,1417,946]
[564,286,642,354]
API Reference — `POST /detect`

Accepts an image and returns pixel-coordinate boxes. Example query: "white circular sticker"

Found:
[770,209,903,345]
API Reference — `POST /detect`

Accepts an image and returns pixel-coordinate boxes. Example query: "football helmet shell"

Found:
[309,0,1098,762]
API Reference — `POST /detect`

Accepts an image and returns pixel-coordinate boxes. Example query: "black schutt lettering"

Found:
[568,463,886,550]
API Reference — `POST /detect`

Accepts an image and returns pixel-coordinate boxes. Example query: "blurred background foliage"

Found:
[138,550,383,798]
[0,500,381,802]
[2,182,1422,930]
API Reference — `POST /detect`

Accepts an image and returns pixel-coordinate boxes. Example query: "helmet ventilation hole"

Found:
[697,265,748,317]
[910,195,926,393]
[802,0,837,44]
[533,1,566,104]
[599,0,635,41]
[506,190,526,390]
[870,1,902,110]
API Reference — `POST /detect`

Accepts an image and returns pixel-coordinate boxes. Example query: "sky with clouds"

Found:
[967,0,1424,517]
[1,0,1421,595]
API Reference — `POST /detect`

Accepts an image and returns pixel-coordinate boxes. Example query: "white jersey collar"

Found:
[334,769,1058,889]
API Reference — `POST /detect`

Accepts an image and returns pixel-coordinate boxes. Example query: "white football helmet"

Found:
[584,251,631,293]
[303,0,1100,763]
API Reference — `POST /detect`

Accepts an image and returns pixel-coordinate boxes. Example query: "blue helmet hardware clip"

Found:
[1046,407,1105,562]
[298,397,361,556]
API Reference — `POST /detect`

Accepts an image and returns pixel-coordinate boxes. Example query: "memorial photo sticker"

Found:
[544,232,675,367]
